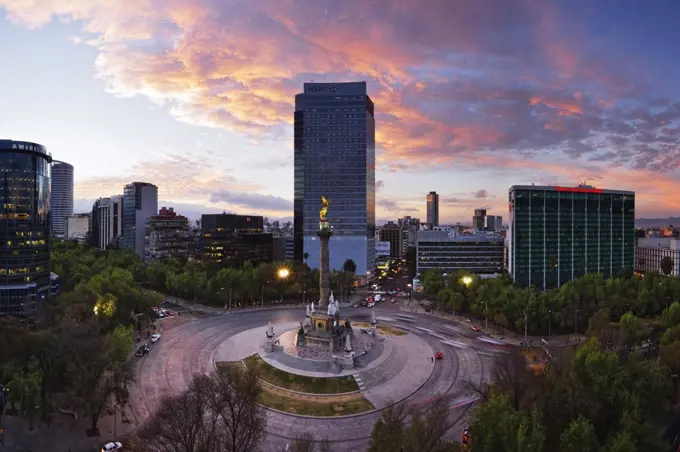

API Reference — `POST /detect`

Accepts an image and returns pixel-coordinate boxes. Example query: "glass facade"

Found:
[509,186,635,289]
[200,214,272,268]
[50,160,73,238]
[293,82,376,276]
[417,232,504,275]
[123,182,158,258]
[0,140,52,317]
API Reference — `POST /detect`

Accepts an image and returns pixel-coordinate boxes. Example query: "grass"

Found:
[353,322,408,336]
[242,355,359,394]
[215,361,374,417]
[258,387,374,416]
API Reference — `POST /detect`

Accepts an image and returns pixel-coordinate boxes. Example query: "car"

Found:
[360,299,368,307]
[391,298,396,303]
[101,441,123,452]
[435,352,443,360]
[351,303,359,308]
[135,345,150,357]
[367,301,375,308]
[150,333,161,343]
[470,326,481,332]
[462,429,471,450]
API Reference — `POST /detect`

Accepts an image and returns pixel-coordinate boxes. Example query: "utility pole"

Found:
[229,288,232,313]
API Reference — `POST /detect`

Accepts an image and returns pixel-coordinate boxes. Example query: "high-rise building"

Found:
[378,221,404,259]
[145,207,189,261]
[426,192,439,227]
[472,208,487,230]
[64,213,90,242]
[294,82,376,279]
[122,182,158,258]
[0,140,52,316]
[50,160,74,238]
[91,196,123,249]
[201,214,272,268]
[508,184,635,289]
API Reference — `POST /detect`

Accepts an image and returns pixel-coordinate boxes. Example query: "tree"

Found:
[303,252,309,265]
[559,416,599,452]
[6,367,42,430]
[342,259,357,274]
[140,367,266,452]
[661,256,674,276]
[62,322,133,434]
[369,398,459,452]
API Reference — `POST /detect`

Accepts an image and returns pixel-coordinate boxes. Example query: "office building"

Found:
[636,238,680,276]
[273,237,295,261]
[472,208,487,230]
[426,192,439,227]
[123,182,158,258]
[484,215,503,231]
[201,214,272,268]
[91,196,123,249]
[0,140,52,316]
[145,207,189,261]
[416,230,504,276]
[50,160,74,238]
[378,221,404,259]
[294,82,376,279]
[508,184,635,289]
[64,213,89,242]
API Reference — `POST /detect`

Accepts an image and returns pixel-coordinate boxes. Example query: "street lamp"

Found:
[548,309,552,349]
[278,268,290,279]
[461,276,473,287]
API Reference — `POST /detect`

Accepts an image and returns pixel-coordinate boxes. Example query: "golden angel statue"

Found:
[320,195,329,222]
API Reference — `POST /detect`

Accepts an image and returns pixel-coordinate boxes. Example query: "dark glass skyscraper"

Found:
[0,140,52,316]
[508,185,635,289]
[426,191,439,227]
[294,82,375,278]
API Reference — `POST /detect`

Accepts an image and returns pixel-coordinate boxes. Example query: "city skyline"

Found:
[2,1,680,224]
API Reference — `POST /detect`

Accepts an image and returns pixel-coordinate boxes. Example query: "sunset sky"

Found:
[2,0,680,224]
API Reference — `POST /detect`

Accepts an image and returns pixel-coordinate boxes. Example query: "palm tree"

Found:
[303,252,309,265]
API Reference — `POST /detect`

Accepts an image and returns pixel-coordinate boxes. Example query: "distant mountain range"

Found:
[636,217,680,228]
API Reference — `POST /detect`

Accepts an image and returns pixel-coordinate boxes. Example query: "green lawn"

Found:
[243,355,359,394]
[258,389,374,416]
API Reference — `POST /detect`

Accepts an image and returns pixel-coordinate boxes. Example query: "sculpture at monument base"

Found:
[264,321,283,353]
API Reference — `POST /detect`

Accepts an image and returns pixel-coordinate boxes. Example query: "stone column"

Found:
[317,225,333,308]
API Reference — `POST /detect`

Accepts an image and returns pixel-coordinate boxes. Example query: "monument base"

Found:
[337,352,355,369]
[264,339,283,353]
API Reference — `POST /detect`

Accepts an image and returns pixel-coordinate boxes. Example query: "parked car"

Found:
[101,441,123,452]
[135,345,150,357]
[150,333,161,343]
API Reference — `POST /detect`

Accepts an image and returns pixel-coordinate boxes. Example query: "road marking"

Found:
[416,326,434,333]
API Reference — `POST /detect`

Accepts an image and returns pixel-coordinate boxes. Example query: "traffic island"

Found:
[215,362,374,417]
[242,355,359,394]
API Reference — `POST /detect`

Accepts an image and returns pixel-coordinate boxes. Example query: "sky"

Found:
[2,0,680,224]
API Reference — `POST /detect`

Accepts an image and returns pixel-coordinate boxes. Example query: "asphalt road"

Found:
[128,302,496,451]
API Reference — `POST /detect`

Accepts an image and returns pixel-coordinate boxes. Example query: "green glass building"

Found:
[508,185,635,289]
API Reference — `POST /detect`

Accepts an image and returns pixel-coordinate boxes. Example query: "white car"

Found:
[150,333,161,343]
[101,441,123,452]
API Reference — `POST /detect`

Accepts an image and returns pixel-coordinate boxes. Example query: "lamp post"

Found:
[302,284,306,306]
[548,309,552,349]
[484,300,488,332]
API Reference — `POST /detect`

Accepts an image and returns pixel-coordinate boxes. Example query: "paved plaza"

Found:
[122,306,496,451]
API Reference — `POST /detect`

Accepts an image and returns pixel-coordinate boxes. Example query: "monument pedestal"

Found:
[338,352,355,369]
[264,339,283,353]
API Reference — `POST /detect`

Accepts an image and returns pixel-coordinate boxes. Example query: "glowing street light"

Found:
[277,268,290,279]
[461,276,473,287]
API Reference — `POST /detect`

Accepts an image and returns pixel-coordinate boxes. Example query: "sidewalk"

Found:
[399,299,586,348]
[163,295,356,316]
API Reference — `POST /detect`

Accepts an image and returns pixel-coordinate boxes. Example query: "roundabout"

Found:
[127,305,496,452]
